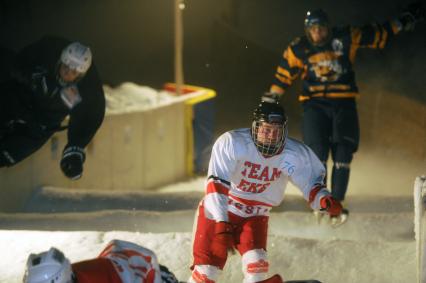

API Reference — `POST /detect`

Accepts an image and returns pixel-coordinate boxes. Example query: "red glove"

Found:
[320,195,343,217]
[211,221,234,260]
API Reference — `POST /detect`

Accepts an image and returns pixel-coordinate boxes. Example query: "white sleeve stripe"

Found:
[204,193,229,222]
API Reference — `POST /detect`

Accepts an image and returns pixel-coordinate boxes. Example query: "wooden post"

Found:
[174,0,184,95]
[415,176,426,283]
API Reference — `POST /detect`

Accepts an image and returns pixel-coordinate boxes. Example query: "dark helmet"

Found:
[251,101,288,157]
[304,9,331,46]
[304,9,329,29]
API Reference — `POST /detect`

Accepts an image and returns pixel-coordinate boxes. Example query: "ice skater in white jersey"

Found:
[189,98,344,283]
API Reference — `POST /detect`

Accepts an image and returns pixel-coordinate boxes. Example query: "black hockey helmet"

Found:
[304,9,331,46]
[251,101,288,157]
[304,9,329,28]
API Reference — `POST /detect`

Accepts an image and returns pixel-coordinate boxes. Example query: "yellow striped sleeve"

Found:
[275,73,293,85]
[350,27,362,63]
[270,85,285,95]
[379,28,388,49]
[351,27,362,46]
[284,47,304,69]
[277,66,295,80]
[368,25,380,48]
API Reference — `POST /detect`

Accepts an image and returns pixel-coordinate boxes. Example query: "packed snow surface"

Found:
[0,178,416,283]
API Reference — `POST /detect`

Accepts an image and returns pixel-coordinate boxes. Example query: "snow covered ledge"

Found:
[0,83,216,212]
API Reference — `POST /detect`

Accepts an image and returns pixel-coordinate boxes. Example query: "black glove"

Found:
[60,145,85,180]
[398,1,425,31]
[261,92,281,104]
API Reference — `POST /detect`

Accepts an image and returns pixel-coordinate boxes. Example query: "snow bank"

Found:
[0,178,417,283]
[104,82,205,114]
[0,230,415,283]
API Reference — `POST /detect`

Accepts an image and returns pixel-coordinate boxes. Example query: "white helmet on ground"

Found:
[23,247,73,283]
[60,42,92,74]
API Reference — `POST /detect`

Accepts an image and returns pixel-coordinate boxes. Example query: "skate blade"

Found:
[330,210,349,228]
[313,210,325,224]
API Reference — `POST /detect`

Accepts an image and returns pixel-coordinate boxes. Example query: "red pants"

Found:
[192,202,269,269]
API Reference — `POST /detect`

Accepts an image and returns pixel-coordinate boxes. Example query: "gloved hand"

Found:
[60,145,85,180]
[261,92,281,104]
[320,195,343,217]
[398,1,425,31]
[211,221,234,260]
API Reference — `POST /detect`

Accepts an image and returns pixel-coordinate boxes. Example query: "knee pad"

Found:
[242,249,269,283]
[334,162,350,170]
[189,265,221,283]
[332,144,354,164]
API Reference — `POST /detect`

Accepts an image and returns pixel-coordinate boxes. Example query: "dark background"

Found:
[1,0,425,156]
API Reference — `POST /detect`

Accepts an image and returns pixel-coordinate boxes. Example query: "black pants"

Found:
[0,126,52,167]
[0,81,53,167]
[302,98,359,201]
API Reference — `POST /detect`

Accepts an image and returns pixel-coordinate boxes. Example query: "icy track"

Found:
[0,178,416,283]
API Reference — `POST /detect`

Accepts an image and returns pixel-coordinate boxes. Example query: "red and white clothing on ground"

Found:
[72,239,163,283]
[190,129,330,283]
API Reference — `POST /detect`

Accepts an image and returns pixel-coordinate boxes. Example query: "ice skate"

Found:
[330,208,349,227]
[313,209,325,224]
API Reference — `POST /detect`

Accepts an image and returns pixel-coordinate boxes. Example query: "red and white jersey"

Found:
[204,128,330,222]
[72,239,162,283]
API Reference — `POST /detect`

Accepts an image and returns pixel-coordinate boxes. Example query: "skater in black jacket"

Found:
[0,36,105,180]
[265,2,425,212]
